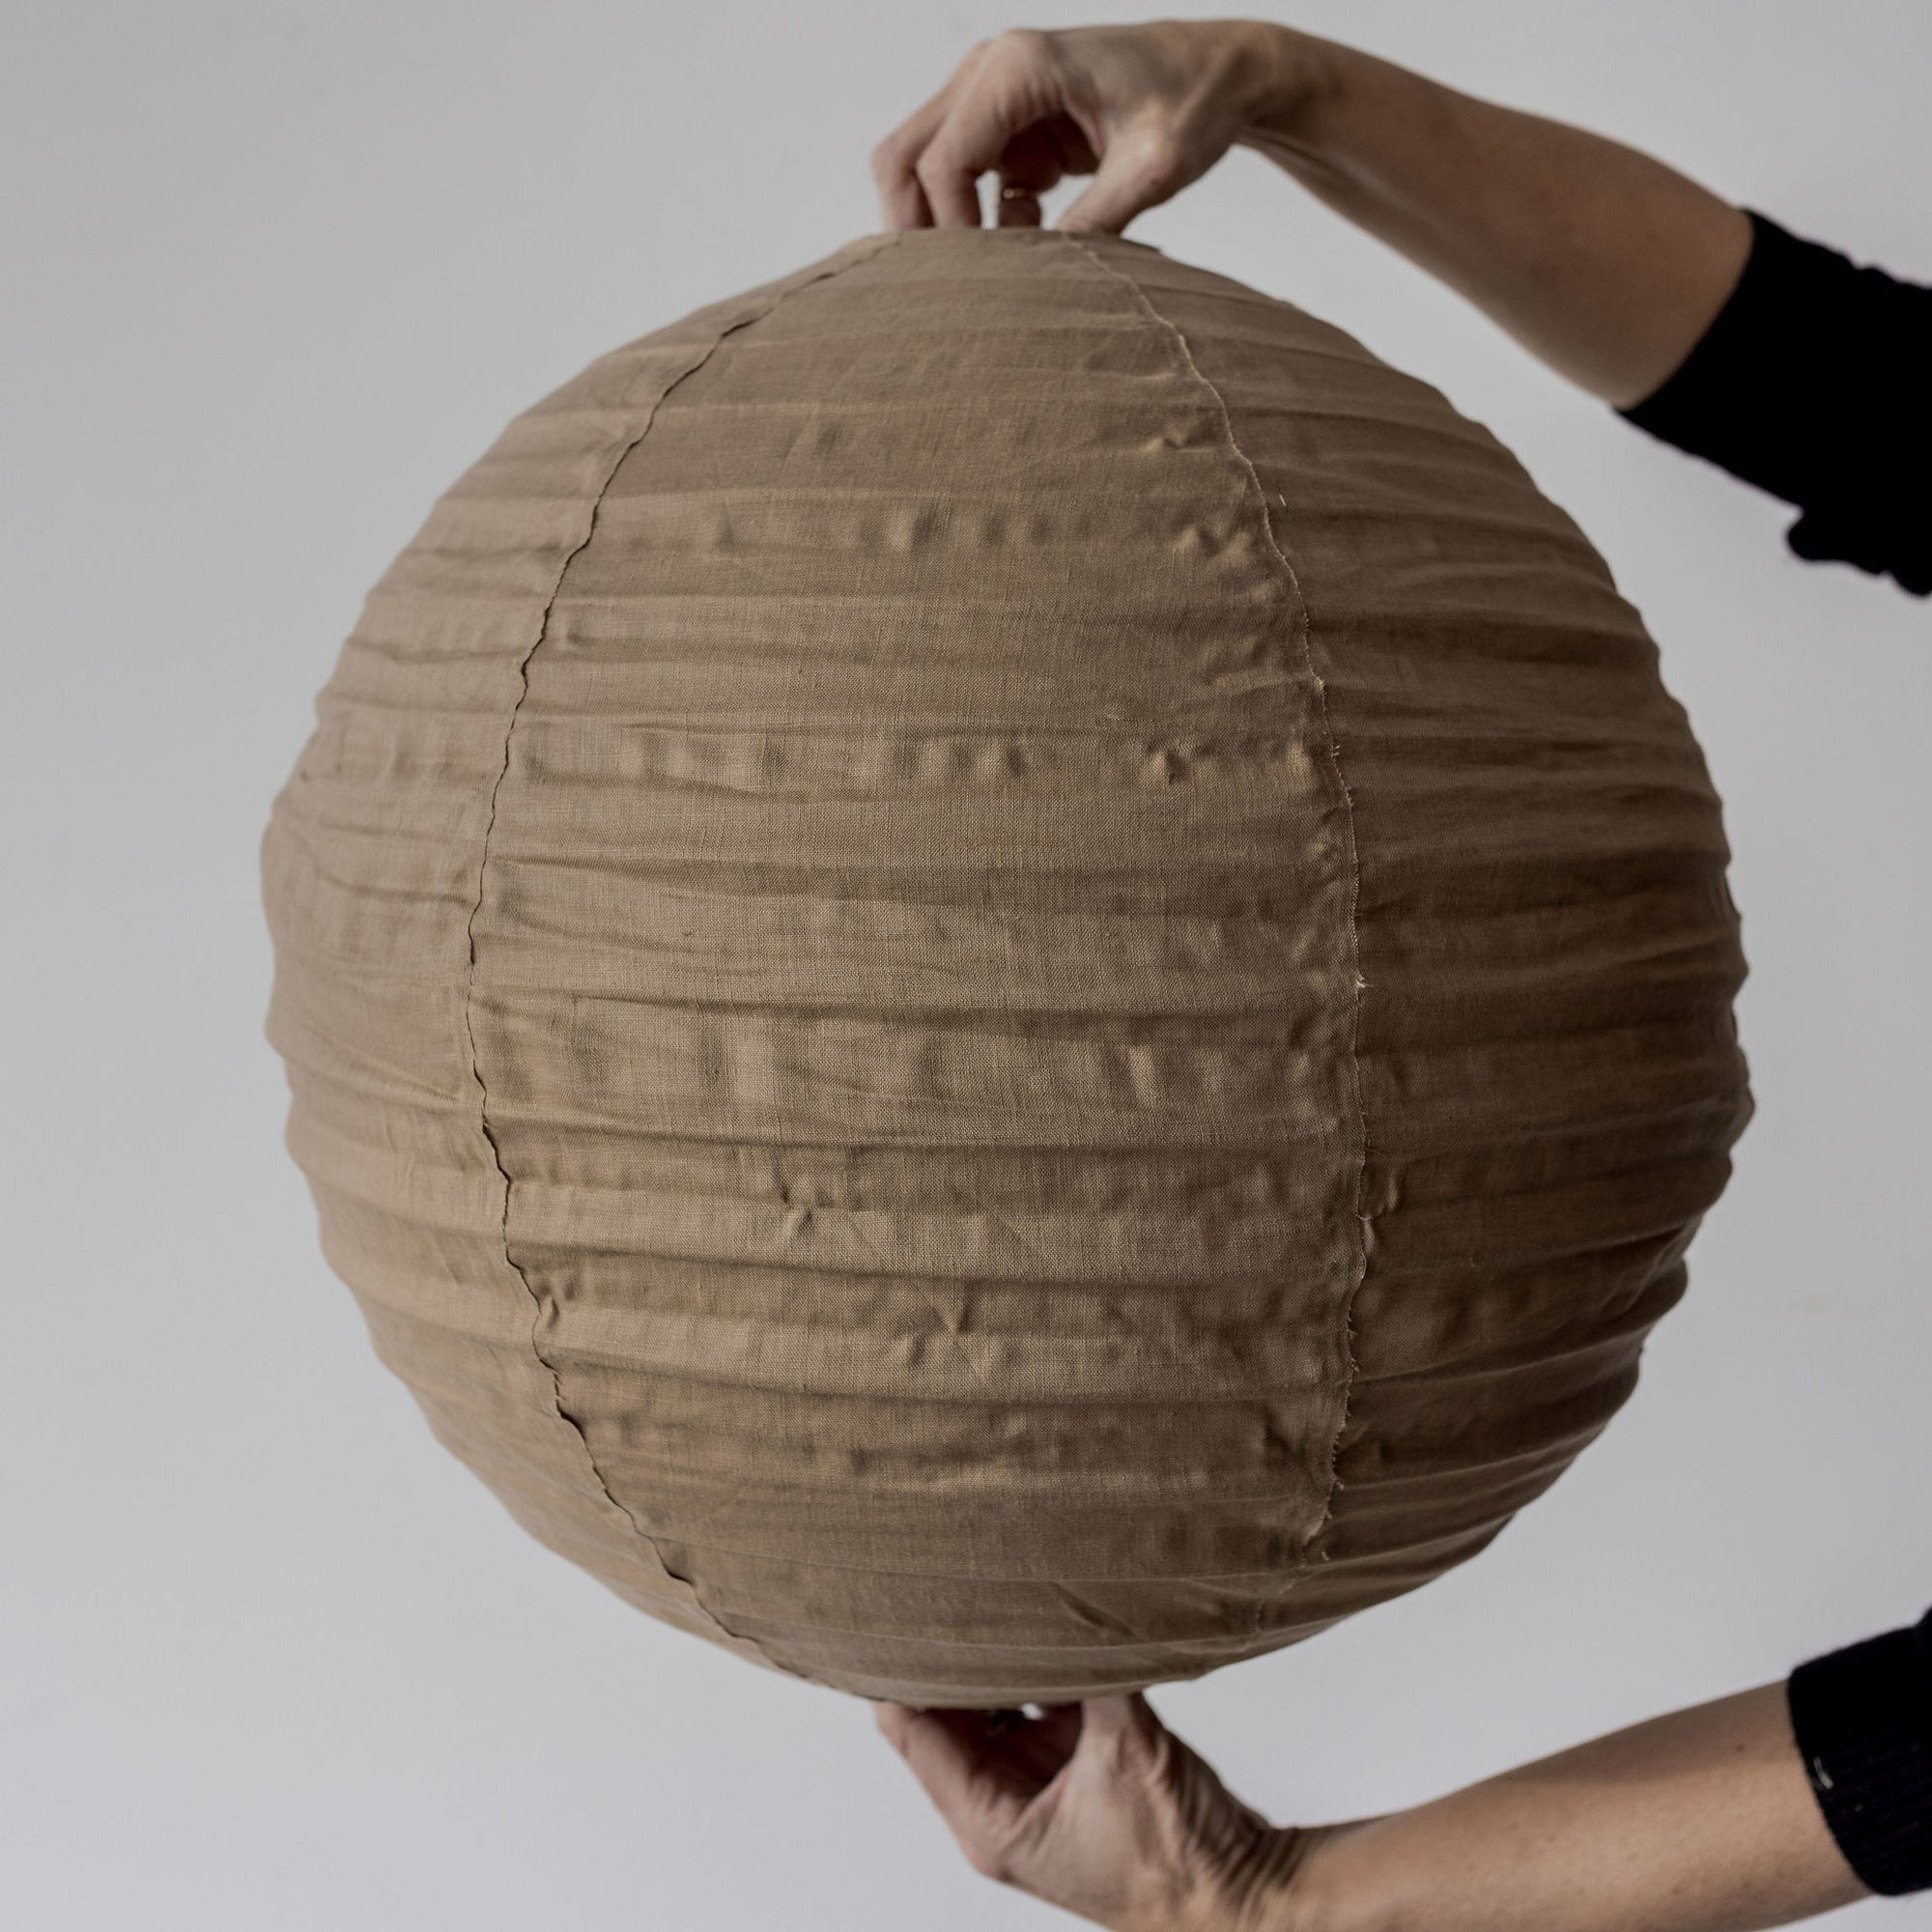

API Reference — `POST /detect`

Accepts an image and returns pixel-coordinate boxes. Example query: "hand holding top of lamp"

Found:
[869,18,1750,407]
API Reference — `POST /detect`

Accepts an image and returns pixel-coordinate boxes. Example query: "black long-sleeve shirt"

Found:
[1616,210,1932,1894]
[1620,209,1930,596]
[1789,1605,1932,1895]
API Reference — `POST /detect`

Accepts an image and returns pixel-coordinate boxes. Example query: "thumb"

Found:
[1055,128,1188,235]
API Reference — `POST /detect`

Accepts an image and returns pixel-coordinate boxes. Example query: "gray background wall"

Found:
[4,2,1928,1925]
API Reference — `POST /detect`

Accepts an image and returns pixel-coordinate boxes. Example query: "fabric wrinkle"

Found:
[455,235,902,1675]
[1062,235,1373,1611]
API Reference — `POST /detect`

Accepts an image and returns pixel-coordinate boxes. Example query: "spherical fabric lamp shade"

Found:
[262,229,1749,1707]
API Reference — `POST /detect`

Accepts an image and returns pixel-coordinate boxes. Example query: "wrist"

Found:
[1215,1822,1387,1932]
[1234,24,1353,157]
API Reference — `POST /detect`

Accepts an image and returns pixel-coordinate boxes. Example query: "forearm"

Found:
[1274,1684,1867,1932]
[1236,25,1752,407]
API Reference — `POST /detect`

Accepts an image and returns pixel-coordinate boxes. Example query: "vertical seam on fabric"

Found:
[1063,236,1372,1588]
[457,234,901,1673]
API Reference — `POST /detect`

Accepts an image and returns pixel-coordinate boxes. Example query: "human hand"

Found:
[878,1679,1870,1932]
[872,1693,1318,1932]
[869,20,1324,234]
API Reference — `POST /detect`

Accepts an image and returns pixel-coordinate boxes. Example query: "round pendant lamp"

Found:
[262,229,1750,1706]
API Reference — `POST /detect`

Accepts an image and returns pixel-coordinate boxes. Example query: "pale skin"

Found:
[868,21,1877,1932]
[868,18,1753,406]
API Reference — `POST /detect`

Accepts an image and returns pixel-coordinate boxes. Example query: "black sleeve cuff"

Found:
[1618,209,1932,597]
[1786,1604,1932,1895]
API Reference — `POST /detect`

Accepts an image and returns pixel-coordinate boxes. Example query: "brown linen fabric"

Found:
[261,228,1750,1706]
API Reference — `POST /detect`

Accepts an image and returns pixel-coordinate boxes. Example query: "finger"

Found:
[1075,1693,1134,1741]
[870,84,953,230]
[1055,128,1189,236]
[916,34,1066,228]
[1074,1691,1168,1770]
[897,177,936,232]
[874,1701,915,1754]
[891,1709,1032,1834]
